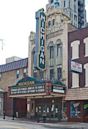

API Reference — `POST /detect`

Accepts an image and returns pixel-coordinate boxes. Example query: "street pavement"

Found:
[0,116,88,129]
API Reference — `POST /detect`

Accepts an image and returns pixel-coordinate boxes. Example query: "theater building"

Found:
[0,0,78,122]
[8,3,77,121]
[65,27,88,122]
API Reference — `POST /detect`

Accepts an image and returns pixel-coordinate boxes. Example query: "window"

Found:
[48,21,51,27]
[52,19,55,26]
[50,69,54,80]
[74,15,77,21]
[23,68,27,77]
[64,0,66,7]
[71,40,80,59]
[74,4,77,13]
[50,46,54,59]
[69,0,70,8]
[40,71,44,80]
[57,67,62,80]
[84,64,88,87]
[72,72,79,88]
[57,44,62,57]
[16,70,20,78]
[33,71,37,78]
[84,37,88,57]
[50,0,53,4]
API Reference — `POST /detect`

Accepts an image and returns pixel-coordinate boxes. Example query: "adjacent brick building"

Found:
[0,58,28,116]
[65,27,88,122]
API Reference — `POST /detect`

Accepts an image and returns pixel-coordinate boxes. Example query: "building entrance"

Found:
[33,97,62,121]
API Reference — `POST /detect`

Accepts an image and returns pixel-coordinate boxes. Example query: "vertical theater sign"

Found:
[34,8,46,70]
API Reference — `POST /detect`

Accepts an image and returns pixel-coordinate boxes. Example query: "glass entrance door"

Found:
[35,98,62,121]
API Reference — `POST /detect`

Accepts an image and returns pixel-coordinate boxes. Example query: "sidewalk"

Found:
[0,116,88,129]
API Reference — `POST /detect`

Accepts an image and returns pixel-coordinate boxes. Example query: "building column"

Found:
[27,98,31,119]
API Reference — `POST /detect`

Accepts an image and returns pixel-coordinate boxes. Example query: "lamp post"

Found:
[3,91,5,119]
[12,97,16,120]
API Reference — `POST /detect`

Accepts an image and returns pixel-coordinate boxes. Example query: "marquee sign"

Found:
[10,85,45,95]
[34,8,46,70]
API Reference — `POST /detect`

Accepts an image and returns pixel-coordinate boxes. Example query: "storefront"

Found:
[8,76,66,121]
[65,88,88,122]
[66,101,88,122]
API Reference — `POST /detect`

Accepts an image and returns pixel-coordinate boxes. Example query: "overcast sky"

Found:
[0,0,88,64]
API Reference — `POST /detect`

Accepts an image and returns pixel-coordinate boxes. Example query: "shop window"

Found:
[84,37,88,57]
[83,102,88,116]
[57,67,62,80]
[16,70,20,78]
[50,46,54,59]
[71,40,80,59]
[72,72,79,88]
[70,101,81,118]
[50,69,54,80]
[84,63,88,87]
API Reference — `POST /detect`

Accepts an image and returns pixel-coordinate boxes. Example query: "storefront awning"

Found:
[65,88,88,100]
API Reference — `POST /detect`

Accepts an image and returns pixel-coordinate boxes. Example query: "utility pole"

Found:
[0,39,3,50]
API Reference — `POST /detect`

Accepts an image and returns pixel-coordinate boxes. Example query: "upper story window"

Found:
[64,0,66,7]
[40,71,44,80]
[72,72,79,88]
[74,15,77,21]
[50,0,53,4]
[52,19,55,26]
[57,43,62,57]
[84,37,88,57]
[50,46,54,59]
[84,63,88,87]
[74,3,77,13]
[57,66,62,80]
[71,40,80,59]
[48,21,51,27]
[23,68,27,77]
[50,69,54,80]
[16,70,20,78]
[69,0,70,8]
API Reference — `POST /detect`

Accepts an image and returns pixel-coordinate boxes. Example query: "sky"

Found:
[0,0,88,65]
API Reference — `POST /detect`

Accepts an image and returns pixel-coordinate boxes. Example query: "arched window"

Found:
[48,41,54,59]
[71,40,80,59]
[56,39,62,65]
[84,37,88,57]
[84,63,88,87]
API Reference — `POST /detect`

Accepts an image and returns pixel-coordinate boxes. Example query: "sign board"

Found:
[53,85,65,93]
[71,61,82,73]
[10,85,45,95]
[34,8,46,70]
